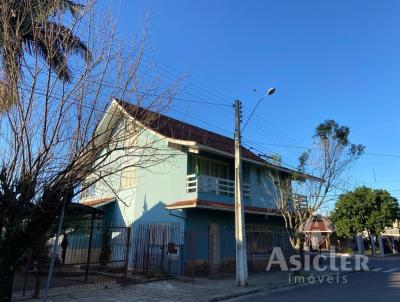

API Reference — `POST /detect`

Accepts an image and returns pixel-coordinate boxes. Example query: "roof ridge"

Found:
[116,99,236,143]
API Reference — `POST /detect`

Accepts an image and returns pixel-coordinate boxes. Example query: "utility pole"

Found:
[234,99,248,287]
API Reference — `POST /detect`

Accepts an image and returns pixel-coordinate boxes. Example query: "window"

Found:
[256,168,261,185]
[120,167,136,189]
[110,119,122,138]
[243,164,251,183]
[199,158,209,175]
[219,163,228,179]
[210,161,218,177]
[190,155,229,179]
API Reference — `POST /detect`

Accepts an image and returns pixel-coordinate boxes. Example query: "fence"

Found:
[183,225,293,278]
[12,221,293,298]
[131,223,184,276]
[12,221,131,298]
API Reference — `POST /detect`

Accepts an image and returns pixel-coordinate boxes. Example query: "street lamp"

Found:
[233,87,276,287]
[241,88,276,132]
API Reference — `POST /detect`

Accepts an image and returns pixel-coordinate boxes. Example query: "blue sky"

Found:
[113,0,400,205]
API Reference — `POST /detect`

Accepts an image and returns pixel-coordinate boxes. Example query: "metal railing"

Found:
[186,174,251,199]
[12,221,294,298]
[12,223,130,299]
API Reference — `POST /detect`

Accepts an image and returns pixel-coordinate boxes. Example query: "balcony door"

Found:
[191,156,228,179]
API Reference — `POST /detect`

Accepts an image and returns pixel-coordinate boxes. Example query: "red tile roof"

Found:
[165,199,280,215]
[117,100,264,163]
[81,197,115,207]
[116,100,322,182]
[301,218,334,233]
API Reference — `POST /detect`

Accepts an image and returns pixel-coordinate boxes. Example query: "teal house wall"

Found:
[78,100,298,272]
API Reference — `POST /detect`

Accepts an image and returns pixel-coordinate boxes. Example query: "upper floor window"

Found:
[243,163,251,184]
[110,119,122,138]
[120,167,136,189]
[190,156,228,179]
[256,168,261,185]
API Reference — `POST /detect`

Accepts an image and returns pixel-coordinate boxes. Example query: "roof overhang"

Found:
[111,99,322,182]
[66,203,105,216]
[166,199,282,216]
[81,197,116,208]
[190,143,265,166]
[175,142,321,181]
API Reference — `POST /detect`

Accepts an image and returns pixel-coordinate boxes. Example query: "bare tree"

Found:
[265,120,364,251]
[0,2,180,300]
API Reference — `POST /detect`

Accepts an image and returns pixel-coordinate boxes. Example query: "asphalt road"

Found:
[231,257,400,302]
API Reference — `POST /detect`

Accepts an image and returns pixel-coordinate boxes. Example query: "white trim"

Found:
[110,99,320,181]
[112,100,261,163]
[114,99,198,146]
[166,204,197,210]
[165,202,282,216]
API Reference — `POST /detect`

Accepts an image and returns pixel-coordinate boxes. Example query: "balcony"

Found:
[186,174,251,200]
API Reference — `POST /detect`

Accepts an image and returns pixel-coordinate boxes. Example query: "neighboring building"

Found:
[356,220,400,255]
[381,220,400,238]
[301,216,335,251]
[79,99,318,275]
[379,220,400,254]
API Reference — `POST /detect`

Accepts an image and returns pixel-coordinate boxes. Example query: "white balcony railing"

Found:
[186,174,251,200]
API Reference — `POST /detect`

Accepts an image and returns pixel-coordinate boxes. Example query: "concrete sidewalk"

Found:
[17,270,355,302]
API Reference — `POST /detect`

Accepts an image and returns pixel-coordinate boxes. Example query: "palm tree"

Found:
[0,0,91,111]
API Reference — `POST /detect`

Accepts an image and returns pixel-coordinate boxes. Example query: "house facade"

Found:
[79,99,313,275]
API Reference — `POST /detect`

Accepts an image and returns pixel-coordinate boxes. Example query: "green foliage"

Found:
[315,119,350,145]
[297,152,309,173]
[314,119,365,156]
[0,168,75,301]
[331,186,400,238]
[341,247,353,254]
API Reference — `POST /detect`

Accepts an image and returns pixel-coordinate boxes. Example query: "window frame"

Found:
[190,155,229,179]
[120,167,136,189]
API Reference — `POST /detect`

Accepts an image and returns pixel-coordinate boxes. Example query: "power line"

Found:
[244,141,309,149]
[244,140,400,160]
[169,108,232,135]
[24,55,400,167]
[141,54,234,102]
[364,152,400,158]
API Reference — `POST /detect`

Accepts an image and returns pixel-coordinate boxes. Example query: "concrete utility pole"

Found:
[233,88,275,287]
[234,99,248,287]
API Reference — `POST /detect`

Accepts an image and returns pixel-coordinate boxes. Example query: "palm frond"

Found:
[0,0,90,87]
[44,21,92,61]
[26,0,85,18]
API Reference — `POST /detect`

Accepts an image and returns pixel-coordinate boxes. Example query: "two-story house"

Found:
[79,99,316,275]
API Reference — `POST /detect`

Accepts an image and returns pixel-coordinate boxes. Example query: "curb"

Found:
[207,270,363,302]
[209,288,264,302]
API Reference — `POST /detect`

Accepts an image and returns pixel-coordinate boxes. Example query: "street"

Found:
[231,257,400,302]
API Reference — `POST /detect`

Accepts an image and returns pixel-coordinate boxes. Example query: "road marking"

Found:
[371,268,383,272]
[382,267,400,273]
